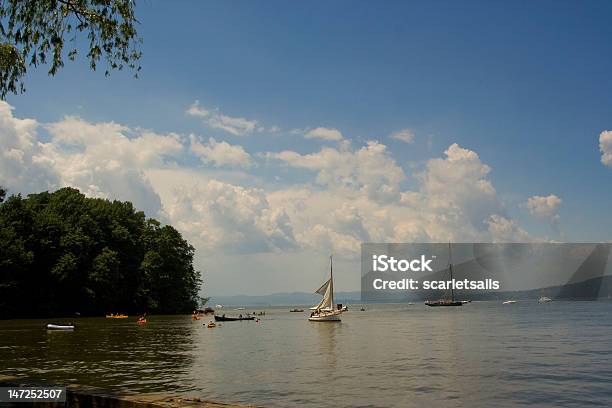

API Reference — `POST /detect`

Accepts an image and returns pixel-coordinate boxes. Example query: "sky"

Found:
[2,0,612,295]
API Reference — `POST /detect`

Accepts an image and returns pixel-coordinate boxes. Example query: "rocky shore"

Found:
[0,376,261,408]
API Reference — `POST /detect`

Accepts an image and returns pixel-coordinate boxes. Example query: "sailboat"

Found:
[308,255,344,322]
[425,243,463,307]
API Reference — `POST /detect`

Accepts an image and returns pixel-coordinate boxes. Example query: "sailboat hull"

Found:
[308,314,341,322]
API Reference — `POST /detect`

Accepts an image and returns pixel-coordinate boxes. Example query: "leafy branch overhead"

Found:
[0,0,142,98]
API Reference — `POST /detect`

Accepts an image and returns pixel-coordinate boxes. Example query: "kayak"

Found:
[47,324,74,330]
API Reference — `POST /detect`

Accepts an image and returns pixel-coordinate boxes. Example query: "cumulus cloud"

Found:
[187,100,259,136]
[1,100,539,264]
[486,215,531,242]
[417,143,498,229]
[190,135,252,168]
[599,130,612,167]
[42,116,184,217]
[0,101,58,193]
[264,140,405,202]
[305,127,344,141]
[263,141,527,256]
[524,194,562,226]
[164,180,296,253]
[390,128,415,144]
[0,102,184,218]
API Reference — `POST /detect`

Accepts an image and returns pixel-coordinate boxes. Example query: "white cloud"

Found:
[164,180,296,254]
[264,140,405,202]
[190,136,252,168]
[41,116,184,217]
[0,101,58,193]
[1,101,545,293]
[390,128,415,144]
[304,127,344,141]
[524,194,562,225]
[187,100,259,136]
[486,215,531,242]
[263,141,525,256]
[599,130,612,167]
[417,143,498,229]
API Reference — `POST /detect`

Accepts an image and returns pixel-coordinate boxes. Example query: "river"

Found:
[1,301,612,407]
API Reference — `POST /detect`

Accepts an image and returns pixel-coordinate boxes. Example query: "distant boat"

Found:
[47,324,74,330]
[503,300,517,305]
[290,308,304,312]
[214,315,255,321]
[235,307,245,310]
[425,243,464,307]
[206,321,216,328]
[308,255,344,322]
[106,314,128,319]
[215,304,223,308]
[538,296,552,303]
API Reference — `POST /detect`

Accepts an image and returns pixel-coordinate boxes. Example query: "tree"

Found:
[0,187,202,318]
[0,0,142,98]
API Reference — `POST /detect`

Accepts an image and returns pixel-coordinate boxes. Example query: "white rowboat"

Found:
[47,324,74,330]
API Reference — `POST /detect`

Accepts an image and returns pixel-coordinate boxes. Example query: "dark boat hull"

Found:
[425,301,463,307]
[214,315,255,321]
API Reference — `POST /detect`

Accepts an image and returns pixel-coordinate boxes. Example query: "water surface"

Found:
[1,302,612,407]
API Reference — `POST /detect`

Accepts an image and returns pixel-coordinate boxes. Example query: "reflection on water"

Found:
[2,302,612,407]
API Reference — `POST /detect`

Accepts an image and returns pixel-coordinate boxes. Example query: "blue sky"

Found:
[3,1,612,294]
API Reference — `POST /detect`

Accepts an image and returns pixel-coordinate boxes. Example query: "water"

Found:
[2,302,612,407]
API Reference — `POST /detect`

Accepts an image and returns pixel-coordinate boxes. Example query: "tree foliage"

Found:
[0,0,142,98]
[0,187,201,318]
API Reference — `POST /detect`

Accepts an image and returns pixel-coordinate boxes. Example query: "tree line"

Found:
[0,187,201,319]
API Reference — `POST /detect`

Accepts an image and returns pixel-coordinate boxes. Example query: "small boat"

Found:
[503,300,517,305]
[137,318,147,325]
[426,299,464,307]
[235,307,245,310]
[290,308,304,312]
[192,314,201,320]
[215,304,223,309]
[214,315,255,322]
[309,255,344,322]
[206,321,216,328]
[106,314,128,319]
[425,243,464,307]
[461,300,472,304]
[538,296,552,303]
[47,324,74,330]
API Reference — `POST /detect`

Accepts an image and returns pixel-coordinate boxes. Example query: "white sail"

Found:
[310,277,334,310]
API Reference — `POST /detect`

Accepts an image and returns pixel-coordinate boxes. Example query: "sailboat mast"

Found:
[448,242,454,302]
[330,255,334,309]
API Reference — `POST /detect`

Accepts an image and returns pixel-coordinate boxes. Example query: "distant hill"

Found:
[209,291,361,307]
[209,274,612,306]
